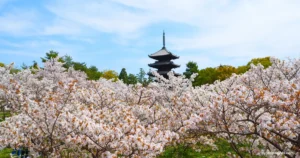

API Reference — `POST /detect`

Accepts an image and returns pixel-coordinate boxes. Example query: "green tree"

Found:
[118,68,128,84]
[0,62,4,67]
[86,66,102,80]
[39,52,104,80]
[31,61,39,69]
[136,68,152,86]
[189,56,272,87]
[41,50,64,63]
[102,70,118,81]
[246,56,272,68]
[236,65,248,74]
[237,57,272,74]
[127,73,138,85]
[72,62,87,72]
[193,67,218,86]
[62,55,73,69]
[21,63,29,69]
[137,68,146,83]
[216,65,237,81]
[183,61,199,79]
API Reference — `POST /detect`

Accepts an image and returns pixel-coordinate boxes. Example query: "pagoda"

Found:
[148,32,180,79]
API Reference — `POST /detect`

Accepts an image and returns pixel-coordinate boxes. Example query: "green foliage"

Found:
[159,138,265,158]
[127,73,138,85]
[247,56,272,68]
[118,68,128,84]
[158,144,203,158]
[72,62,87,72]
[41,50,64,63]
[0,111,11,122]
[216,65,237,81]
[62,55,73,69]
[59,149,91,158]
[0,62,4,67]
[62,60,101,80]
[86,66,102,80]
[21,63,28,69]
[236,65,248,74]
[237,57,272,74]
[137,68,146,83]
[102,70,118,81]
[0,148,12,158]
[9,68,20,74]
[192,57,272,87]
[31,61,39,69]
[183,61,199,79]
[193,65,237,87]
[158,138,236,158]
[193,67,218,87]
[136,68,152,86]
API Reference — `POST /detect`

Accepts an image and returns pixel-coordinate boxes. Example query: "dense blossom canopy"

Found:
[0,57,299,158]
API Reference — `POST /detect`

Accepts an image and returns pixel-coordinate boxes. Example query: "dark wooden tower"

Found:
[148,32,180,79]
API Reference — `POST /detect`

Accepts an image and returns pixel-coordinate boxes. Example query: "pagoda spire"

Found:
[163,31,165,48]
[148,32,180,79]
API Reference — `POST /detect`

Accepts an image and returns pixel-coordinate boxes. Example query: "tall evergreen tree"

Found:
[118,68,128,84]
[127,74,138,85]
[136,68,152,86]
[62,55,73,69]
[137,68,146,84]
[183,61,198,79]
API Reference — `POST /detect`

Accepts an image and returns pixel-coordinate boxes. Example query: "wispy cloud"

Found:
[1,0,300,74]
[46,0,150,36]
[0,10,39,35]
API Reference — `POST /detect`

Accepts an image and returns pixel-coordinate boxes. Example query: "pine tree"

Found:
[183,61,198,79]
[127,74,138,85]
[118,68,128,84]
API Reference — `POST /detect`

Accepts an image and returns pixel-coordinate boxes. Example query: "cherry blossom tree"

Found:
[187,57,300,157]
[0,57,299,158]
[0,59,180,157]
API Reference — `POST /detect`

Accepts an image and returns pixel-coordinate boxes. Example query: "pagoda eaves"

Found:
[148,31,180,79]
[148,61,180,69]
[148,70,181,77]
[148,48,179,60]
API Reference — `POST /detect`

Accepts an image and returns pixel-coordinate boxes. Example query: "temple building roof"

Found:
[148,47,179,60]
[148,61,180,68]
[148,31,180,79]
[148,70,181,77]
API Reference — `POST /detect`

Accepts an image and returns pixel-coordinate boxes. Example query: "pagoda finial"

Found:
[163,30,165,48]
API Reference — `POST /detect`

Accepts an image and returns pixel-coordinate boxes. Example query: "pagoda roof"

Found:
[148,47,179,60]
[148,70,181,77]
[148,61,180,68]
[157,70,181,76]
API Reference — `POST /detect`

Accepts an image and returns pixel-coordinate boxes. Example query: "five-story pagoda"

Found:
[148,32,180,79]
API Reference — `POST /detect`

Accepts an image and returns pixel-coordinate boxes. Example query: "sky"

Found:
[1,0,300,74]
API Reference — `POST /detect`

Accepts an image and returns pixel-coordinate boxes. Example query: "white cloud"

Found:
[0,10,38,35]
[1,0,300,73]
[46,0,151,36]
[44,0,300,58]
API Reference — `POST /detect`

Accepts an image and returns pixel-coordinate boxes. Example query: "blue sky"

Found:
[1,0,300,74]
